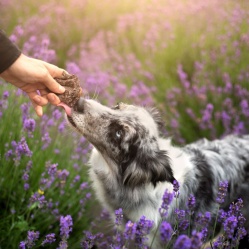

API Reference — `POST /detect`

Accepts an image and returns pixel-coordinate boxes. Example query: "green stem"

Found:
[211,205,220,246]
[6,162,18,211]
[149,219,162,249]
[188,213,191,237]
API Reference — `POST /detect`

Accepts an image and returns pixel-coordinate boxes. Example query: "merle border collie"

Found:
[59,98,249,248]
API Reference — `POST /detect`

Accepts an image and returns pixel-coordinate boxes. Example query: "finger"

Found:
[35,105,43,117]
[47,93,61,105]
[39,89,49,97]
[31,101,43,117]
[28,92,48,106]
[44,62,65,78]
[42,73,65,94]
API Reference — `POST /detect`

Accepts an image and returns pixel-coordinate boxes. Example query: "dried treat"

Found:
[54,71,82,107]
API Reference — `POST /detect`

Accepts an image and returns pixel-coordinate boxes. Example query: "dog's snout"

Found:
[74,97,85,113]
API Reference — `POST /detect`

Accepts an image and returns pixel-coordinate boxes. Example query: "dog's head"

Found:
[61,98,175,188]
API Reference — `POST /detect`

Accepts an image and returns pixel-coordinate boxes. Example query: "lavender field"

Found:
[1,0,249,248]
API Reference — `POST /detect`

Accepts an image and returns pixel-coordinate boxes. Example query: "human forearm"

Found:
[0,30,21,74]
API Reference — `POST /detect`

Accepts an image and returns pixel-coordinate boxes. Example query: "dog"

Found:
[60,97,249,248]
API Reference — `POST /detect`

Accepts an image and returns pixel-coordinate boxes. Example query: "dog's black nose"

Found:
[74,97,85,113]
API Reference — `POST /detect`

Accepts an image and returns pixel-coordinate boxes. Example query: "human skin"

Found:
[0,54,65,116]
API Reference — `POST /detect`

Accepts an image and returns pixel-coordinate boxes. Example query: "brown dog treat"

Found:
[55,71,82,107]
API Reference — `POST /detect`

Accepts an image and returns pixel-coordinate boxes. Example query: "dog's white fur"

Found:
[89,139,193,226]
[66,98,249,247]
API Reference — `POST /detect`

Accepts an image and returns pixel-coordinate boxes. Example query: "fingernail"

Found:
[34,96,41,103]
[59,85,65,92]
[49,95,55,101]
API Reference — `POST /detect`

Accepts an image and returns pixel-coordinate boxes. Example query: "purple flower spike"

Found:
[81,231,103,249]
[223,215,238,239]
[216,180,228,204]
[190,230,203,249]
[135,216,154,247]
[174,234,191,249]
[114,208,123,226]
[23,118,36,133]
[26,230,40,248]
[160,221,173,243]
[24,183,29,191]
[42,233,56,246]
[187,194,196,211]
[58,240,68,249]
[173,180,180,193]
[19,241,26,249]
[60,215,73,239]
[159,189,174,217]
[3,90,9,99]
[124,221,137,240]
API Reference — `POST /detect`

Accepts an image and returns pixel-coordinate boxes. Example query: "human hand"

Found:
[0,54,65,116]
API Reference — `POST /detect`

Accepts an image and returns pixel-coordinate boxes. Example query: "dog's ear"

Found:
[146,107,165,130]
[123,150,175,188]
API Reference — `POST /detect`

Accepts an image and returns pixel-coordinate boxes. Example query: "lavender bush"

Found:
[1,0,249,248]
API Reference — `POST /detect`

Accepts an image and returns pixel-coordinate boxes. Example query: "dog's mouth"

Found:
[57,102,72,116]
[67,115,77,128]
[57,102,77,128]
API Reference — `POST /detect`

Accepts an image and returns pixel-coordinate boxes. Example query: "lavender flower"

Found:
[173,180,180,197]
[58,121,66,133]
[218,209,227,223]
[160,221,173,243]
[135,216,154,248]
[26,160,33,171]
[196,212,211,229]
[234,227,247,243]
[159,189,174,217]
[216,181,228,204]
[223,215,238,239]
[173,234,191,249]
[187,194,196,211]
[175,209,189,230]
[58,169,70,181]
[58,240,68,249]
[227,198,243,217]
[52,109,62,120]
[123,221,137,241]
[5,149,13,158]
[114,208,123,226]
[24,183,30,191]
[10,137,32,162]
[42,132,51,150]
[190,231,202,249]
[26,230,40,248]
[3,90,9,99]
[21,103,30,122]
[23,118,36,134]
[47,163,58,176]
[19,241,26,249]
[22,172,29,181]
[80,182,89,190]
[29,192,47,208]
[60,215,73,239]
[41,233,56,246]
[81,231,103,249]
[212,236,225,249]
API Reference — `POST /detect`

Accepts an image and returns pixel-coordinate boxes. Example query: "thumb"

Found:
[44,73,65,94]
[42,63,65,93]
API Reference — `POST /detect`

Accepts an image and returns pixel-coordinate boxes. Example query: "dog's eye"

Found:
[112,105,119,110]
[116,130,122,139]
[112,102,122,110]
